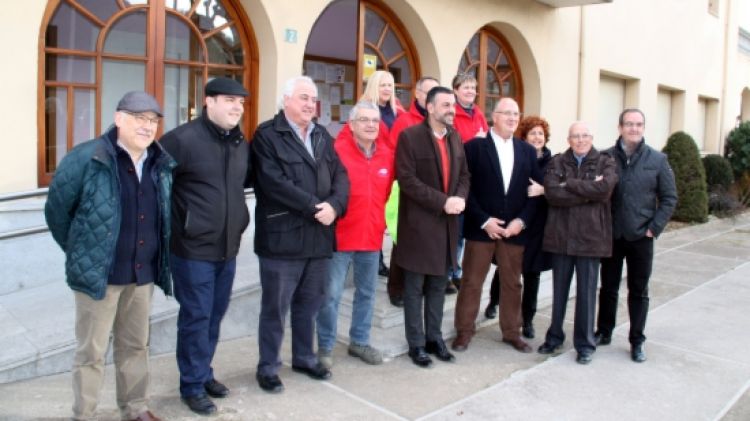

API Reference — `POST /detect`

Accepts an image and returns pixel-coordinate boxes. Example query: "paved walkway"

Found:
[1,213,749,420]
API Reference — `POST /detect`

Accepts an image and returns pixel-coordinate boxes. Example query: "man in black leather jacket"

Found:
[595,108,677,363]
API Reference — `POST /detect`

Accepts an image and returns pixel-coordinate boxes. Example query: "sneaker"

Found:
[318,348,333,369]
[348,343,383,365]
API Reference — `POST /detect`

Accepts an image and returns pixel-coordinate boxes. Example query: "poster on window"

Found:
[363,54,377,80]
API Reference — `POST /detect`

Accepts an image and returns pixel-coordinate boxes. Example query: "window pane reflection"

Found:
[101,60,146,130]
[46,55,96,83]
[167,0,194,13]
[47,2,99,51]
[364,8,385,44]
[78,0,119,22]
[74,89,96,143]
[104,11,147,56]
[193,0,228,32]
[165,13,203,61]
[206,28,243,65]
[163,65,194,131]
[45,87,68,172]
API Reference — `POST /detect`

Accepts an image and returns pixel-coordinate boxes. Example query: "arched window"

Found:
[458,27,523,123]
[39,0,257,185]
[304,0,419,134]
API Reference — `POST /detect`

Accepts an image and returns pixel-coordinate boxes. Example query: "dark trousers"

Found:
[387,243,404,299]
[257,257,327,377]
[172,254,236,398]
[544,254,599,353]
[403,269,447,347]
[598,236,654,345]
[455,240,524,340]
[488,270,541,326]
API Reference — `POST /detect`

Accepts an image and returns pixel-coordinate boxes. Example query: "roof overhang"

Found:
[535,0,613,7]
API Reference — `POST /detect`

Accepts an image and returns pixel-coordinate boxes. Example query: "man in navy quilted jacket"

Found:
[45,91,175,421]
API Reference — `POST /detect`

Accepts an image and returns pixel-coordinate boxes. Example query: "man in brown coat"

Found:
[537,121,618,365]
[394,86,470,368]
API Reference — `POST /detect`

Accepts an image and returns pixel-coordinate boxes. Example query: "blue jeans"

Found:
[171,254,236,398]
[317,251,379,352]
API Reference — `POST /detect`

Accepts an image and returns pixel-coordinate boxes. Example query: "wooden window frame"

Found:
[458,26,524,116]
[37,0,258,186]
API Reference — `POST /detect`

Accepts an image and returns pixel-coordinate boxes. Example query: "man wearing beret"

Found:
[46,91,175,421]
[160,77,251,415]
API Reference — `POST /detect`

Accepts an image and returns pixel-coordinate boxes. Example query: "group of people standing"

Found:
[45,67,676,420]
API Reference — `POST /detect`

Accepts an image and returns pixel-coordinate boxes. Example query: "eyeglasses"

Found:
[568,134,593,141]
[493,111,522,118]
[622,122,644,128]
[354,117,380,125]
[122,110,161,126]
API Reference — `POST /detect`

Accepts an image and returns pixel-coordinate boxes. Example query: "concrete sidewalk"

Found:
[1,213,749,421]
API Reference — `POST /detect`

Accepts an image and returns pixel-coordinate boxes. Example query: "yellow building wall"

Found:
[2,0,749,193]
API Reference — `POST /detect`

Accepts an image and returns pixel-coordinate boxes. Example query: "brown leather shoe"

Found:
[451,334,471,352]
[129,410,162,421]
[502,337,533,353]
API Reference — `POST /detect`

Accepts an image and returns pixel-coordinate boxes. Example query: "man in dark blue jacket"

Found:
[160,77,251,415]
[46,91,174,421]
[452,98,542,354]
[252,76,349,393]
[595,109,677,363]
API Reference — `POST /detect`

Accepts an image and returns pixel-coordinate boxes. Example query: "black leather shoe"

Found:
[451,277,461,291]
[408,346,433,368]
[484,303,498,319]
[204,379,229,398]
[181,393,217,415]
[445,283,458,294]
[576,351,593,365]
[378,262,390,277]
[595,332,611,346]
[256,373,284,393]
[537,342,562,355]
[389,295,404,308]
[631,344,647,363]
[522,323,535,339]
[425,340,456,362]
[292,362,332,380]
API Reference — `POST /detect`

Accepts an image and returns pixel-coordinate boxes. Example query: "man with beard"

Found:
[393,86,470,368]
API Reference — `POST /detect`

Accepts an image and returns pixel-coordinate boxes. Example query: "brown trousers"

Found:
[454,239,524,340]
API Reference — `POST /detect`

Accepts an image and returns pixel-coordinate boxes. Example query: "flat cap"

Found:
[205,77,249,97]
[116,91,163,117]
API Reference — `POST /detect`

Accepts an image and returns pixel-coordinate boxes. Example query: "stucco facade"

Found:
[1,0,749,193]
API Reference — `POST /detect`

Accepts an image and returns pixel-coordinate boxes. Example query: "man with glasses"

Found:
[160,77,251,415]
[46,91,174,421]
[453,98,542,354]
[595,109,677,363]
[316,101,393,369]
[537,122,618,365]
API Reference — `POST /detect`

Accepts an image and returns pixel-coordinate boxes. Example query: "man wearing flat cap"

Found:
[46,91,175,421]
[160,77,251,415]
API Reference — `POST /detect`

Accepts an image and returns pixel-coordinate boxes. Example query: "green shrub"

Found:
[662,131,708,223]
[725,121,750,176]
[702,154,734,190]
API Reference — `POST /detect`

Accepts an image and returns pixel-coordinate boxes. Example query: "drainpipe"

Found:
[576,5,586,120]
[718,0,733,154]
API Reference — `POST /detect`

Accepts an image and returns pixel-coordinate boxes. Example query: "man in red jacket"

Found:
[316,101,395,368]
